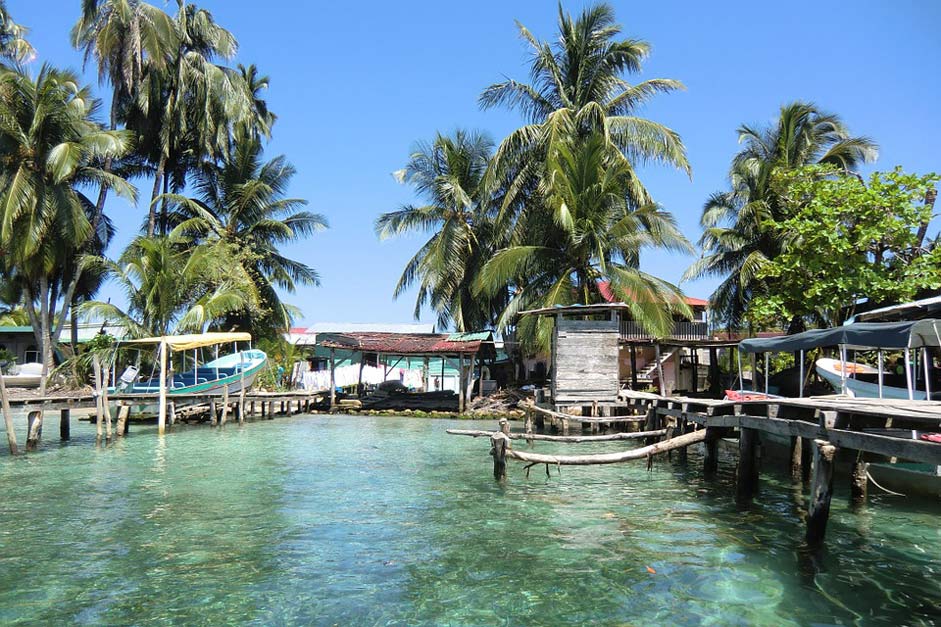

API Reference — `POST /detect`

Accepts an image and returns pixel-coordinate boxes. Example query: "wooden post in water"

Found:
[676,417,687,463]
[210,398,218,426]
[736,427,760,501]
[157,341,168,435]
[357,351,365,398]
[168,401,176,427]
[789,436,803,481]
[708,347,720,396]
[60,408,70,441]
[102,364,113,441]
[27,411,41,446]
[267,400,275,419]
[490,431,509,481]
[238,390,246,425]
[116,405,130,436]
[806,440,836,546]
[0,366,18,455]
[93,354,104,439]
[220,387,229,425]
[851,457,868,506]
[703,427,720,475]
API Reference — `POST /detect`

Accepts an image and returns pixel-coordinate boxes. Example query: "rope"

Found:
[866,469,906,497]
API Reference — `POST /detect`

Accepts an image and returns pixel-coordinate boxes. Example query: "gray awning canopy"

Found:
[739,320,941,353]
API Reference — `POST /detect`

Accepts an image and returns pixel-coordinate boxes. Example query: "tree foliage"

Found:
[747,166,940,327]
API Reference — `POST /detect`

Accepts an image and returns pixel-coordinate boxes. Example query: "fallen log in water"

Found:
[446,429,667,442]
[506,429,707,465]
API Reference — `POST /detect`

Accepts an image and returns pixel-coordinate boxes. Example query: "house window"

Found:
[24,346,39,363]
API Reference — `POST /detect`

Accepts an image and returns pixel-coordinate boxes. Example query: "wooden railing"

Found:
[620,320,709,341]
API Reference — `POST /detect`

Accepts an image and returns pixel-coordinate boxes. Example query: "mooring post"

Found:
[168,401,176,427]
[209,398,217,426]
[59,408,70,441]
[806,440,837,546]
[220,387,230,425]
[643,404,659,445]
[736,427,760,502]
[267,400,275,419]
[490,431,509,480]
[703,427,720,476]
[238,391,246,424]
[789,436,802,482]
[116,405,130,436]
[676,417,687,464]
[850,456,868,506]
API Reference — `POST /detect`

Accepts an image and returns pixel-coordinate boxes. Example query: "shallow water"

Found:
[1,415,939,626]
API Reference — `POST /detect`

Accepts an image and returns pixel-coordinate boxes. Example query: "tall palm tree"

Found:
[481,2,689,214]
[159,136,326,334]
[81,235,258,337]
[477,123,692,349]
[376,130,506,331]
[0,65,134,448]
[0,1,34,65]
[128,1,257,236]
[684,101,878,329]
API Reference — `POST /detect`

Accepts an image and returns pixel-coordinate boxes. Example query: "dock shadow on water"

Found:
[1,415,939,625]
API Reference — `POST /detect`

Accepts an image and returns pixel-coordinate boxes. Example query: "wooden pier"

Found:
[449,391,941,547]
[2,390,325,450]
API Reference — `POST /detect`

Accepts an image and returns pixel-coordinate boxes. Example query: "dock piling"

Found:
[806,440,836,546]
[703,427,720,476]
[736,427,760,501]
[59,409,70,441]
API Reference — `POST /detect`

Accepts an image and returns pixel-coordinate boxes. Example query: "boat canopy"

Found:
[739,320,941,353]
[125,332,252,351]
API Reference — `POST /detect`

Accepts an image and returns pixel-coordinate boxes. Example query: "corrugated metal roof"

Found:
[315,331,495,357]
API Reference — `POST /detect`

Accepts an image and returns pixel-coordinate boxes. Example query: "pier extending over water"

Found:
[450,391,941,547]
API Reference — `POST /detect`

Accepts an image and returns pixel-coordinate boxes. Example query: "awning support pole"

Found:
[798,350,805,398]
[923,347,931,399]
[736,348,744,392]
[764,353,769,394]
[904,347,914,400]
[158,341,168,434]
[839,345,848,395]
[877,350,884,399]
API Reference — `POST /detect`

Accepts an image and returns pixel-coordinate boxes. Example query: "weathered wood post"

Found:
[209,398,218,426]
[102,365,113,441]
[643,403,659,445]
[703,427,720,475]
[357,351,366,398]
[220,387,230,425]
[654,343,666,397]
[238,390,246,425]
[267,400,275,419]
[60,408,70,441]
[0,369,18,455]
[168,401,176,427]
[490,431,510,481]
[806,440,837,546]
[676,417,688,463]
[116,405,130,436]
[851,458,868,506]
[93,354,104,440]
[708,347,720,396]
[788,436,805,482]
[736,427,760,501]
[27,410,42,447]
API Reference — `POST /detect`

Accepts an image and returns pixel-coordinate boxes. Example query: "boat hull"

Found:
[815,357,928,400]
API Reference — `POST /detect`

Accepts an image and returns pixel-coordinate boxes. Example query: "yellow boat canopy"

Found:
[125,332,253,351]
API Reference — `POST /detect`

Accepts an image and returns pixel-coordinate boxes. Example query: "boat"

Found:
[112,332,267,418]
[814,357,934,400]
[0,362,44,388]
[737,319,941,497]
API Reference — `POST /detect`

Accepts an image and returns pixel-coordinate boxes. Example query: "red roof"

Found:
[316,332,494,356]
[597,282,708,307]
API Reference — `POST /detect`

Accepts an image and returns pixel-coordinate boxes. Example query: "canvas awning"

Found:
[125,332,253,351]
[739,320,941,353]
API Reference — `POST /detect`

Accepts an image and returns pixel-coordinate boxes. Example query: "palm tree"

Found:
[476,123,692,349]
[0,65,134,381]
[158,136,326,335]
[684,101,878,329]
[127,1,258,236]
[376,130,506,331]
[81,235,258,337]
[0,1,34,65]
[480,2,689,214]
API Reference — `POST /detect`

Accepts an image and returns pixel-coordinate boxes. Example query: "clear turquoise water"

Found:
[1,415,940,626]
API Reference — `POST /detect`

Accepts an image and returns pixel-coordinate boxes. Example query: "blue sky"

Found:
[12,0,941,328]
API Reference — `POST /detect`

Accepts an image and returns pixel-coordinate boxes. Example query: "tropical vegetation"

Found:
[684,102,879,331]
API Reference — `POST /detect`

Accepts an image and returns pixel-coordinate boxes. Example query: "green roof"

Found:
[446,331,493,342]
[0,326,33,333]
